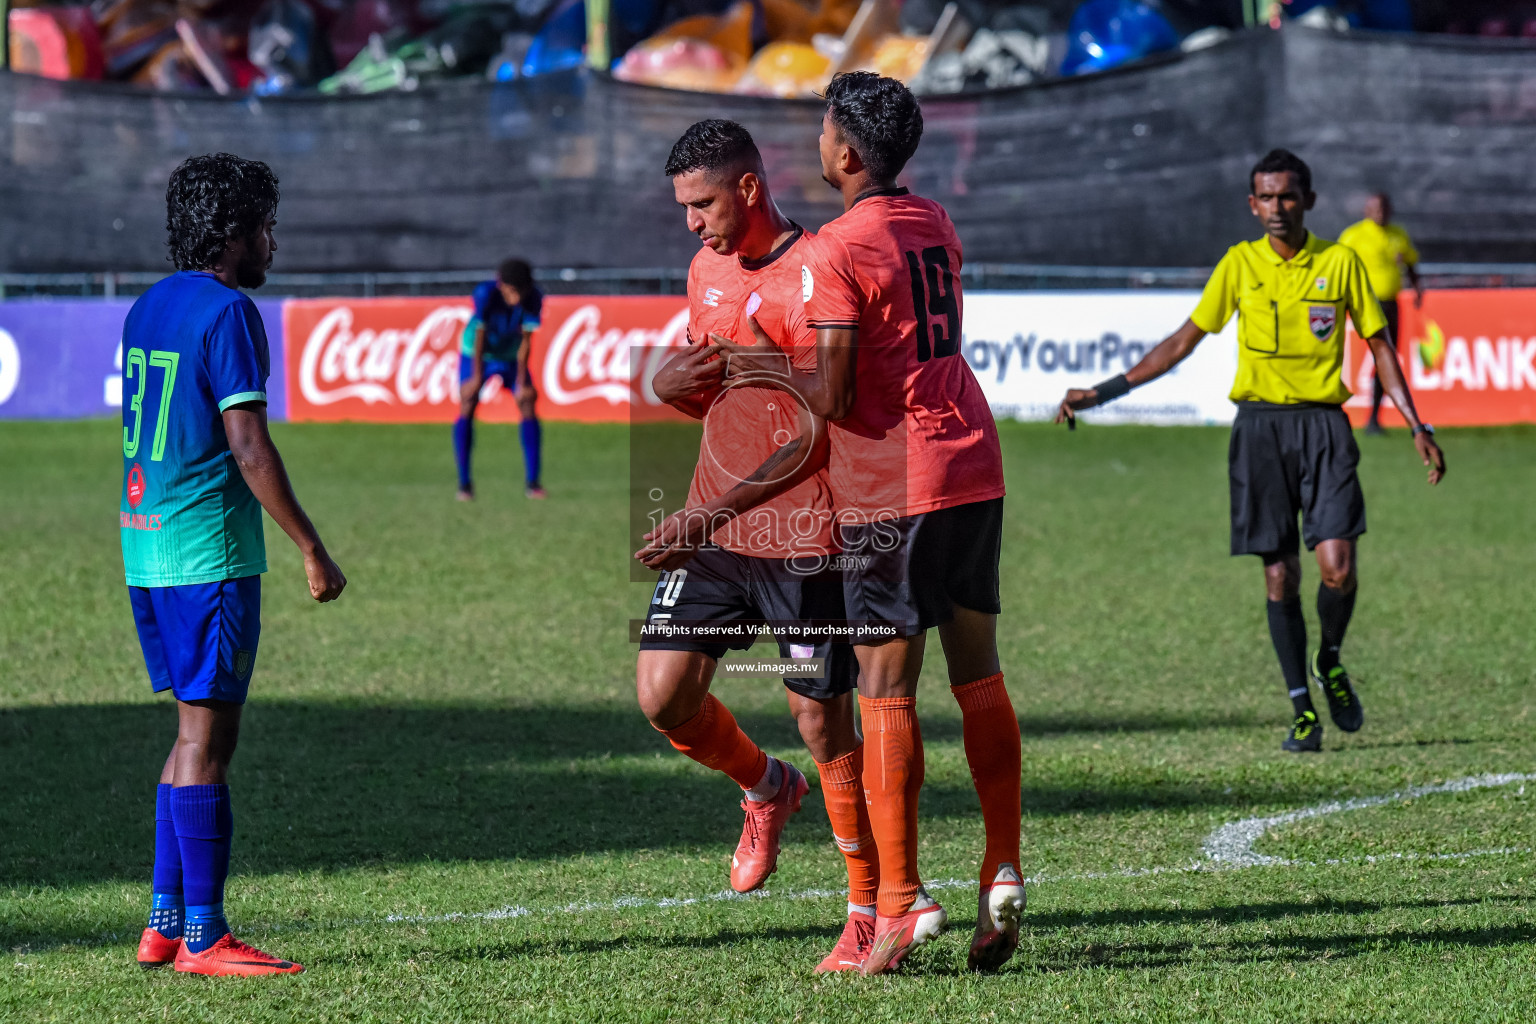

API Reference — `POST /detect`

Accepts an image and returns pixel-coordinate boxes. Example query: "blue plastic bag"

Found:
[522,0,588,77]
[1060,0,1180,76]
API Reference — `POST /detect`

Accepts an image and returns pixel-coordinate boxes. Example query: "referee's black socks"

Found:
[1266,597,1315,717]
[1316,582,1357,674]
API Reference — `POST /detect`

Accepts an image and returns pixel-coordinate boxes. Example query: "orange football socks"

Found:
[658,693,769,790]
[858,695,924,916]
[815,745,879,908]
[951,673,1022,885]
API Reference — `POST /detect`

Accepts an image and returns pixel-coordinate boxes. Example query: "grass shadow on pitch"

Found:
[1022,920,1536,973]
[1026,893,1525,934]
[419,895,1536,974]
[2,700,1303,883]
[1,699,1293,900]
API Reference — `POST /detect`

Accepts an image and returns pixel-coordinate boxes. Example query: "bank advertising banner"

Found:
[0,299,286,420]
[1345,291,1536,427]
[4,291,1535,427]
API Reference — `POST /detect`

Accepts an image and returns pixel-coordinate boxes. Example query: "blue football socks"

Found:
[147,784,183,938]
[171,784,233,953]
[453,416,475,491]
[520,417,542,488]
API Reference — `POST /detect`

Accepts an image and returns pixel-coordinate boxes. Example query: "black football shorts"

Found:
[836,497,1004,642]
[639,545,857,701]
[1229,401,1367,557]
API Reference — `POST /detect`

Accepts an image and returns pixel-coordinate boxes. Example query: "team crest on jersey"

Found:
[702,287,723,307]
[745,292,762,316]
[127,463,146,508]
[233,650,254,680]
[1315,276,1328,292]
[801,265,814,303]
[1309,305,1337,340]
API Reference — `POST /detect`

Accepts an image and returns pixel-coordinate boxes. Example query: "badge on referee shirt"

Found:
[1309,305,1337,340]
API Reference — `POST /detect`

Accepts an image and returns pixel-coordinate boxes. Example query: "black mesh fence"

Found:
[4,25,1536,274]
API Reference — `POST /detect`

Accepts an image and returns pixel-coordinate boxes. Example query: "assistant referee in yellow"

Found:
[1055,149,1446,753]
[1339,193,1424,435]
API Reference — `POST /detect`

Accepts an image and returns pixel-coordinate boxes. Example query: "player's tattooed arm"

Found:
[634,405,829,572]
[650,337,724,420]
[712,320,857,421]
[224,403,348,602]
[1364,330,1445,485]
[1056,318,1207,427]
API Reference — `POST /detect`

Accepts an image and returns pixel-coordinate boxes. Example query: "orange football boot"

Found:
[174,934,304,976]
[861,892,947,976]
[730,760,809,892]
[814,908,875,973]
[968,863,1026,972]
[136,928,181,969]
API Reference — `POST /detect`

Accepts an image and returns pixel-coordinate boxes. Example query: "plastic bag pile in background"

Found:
[608,0,1178,97]
[3,0,565,92]
[5,0,1444,95]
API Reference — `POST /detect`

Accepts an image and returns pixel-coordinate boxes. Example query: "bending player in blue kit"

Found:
[454,257,546,500]
[126,153,346,976]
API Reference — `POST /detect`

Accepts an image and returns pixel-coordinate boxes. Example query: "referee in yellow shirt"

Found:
[1338,193,1424,434]
[1055,149,1446,753]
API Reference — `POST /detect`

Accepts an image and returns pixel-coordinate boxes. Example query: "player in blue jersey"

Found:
[126,153,346,977]
[453,258,546,500]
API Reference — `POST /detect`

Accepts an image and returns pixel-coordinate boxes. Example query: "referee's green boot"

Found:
[1281,710,1322,753]
[1312,653,1364,733]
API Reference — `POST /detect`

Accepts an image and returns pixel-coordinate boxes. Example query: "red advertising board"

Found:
[1345,290,1536,427]
[285,295,692,423]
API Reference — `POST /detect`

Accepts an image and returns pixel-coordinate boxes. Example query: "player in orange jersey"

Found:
[633,120,880,972]
[714,73,1024,975]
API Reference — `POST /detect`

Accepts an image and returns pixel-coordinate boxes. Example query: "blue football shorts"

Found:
[459,356,519,387]
[129,574,261,704]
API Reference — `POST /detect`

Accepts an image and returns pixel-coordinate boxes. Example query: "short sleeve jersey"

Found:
[462,281,544,361]
[686,227,836,559]
[1190,233,1387,406]
[119,272,270,587]
[800,189,1004,519]
[1336,219,1419,300]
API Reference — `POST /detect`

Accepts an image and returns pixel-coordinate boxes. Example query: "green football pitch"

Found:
[3,419,1534,1023]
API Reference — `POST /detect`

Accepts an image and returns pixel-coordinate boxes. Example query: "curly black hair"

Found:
[1250,148,1312,194]
[824,72,923,182]
[497,257,534,295]
[663,119,762,178]
[165,154,280,271]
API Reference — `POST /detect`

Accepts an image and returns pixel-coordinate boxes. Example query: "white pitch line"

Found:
[379,773,1535,929]
[1202,772,1536,867]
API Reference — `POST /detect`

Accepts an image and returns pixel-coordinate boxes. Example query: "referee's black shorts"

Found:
[1380,299,1400,351]
[1229,401,1366,557]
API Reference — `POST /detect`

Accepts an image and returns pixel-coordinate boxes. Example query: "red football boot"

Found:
[861,892,948,976]
[136,928,181,969]
[968,863,1027,972]
[729,760,809,892]
[174,933,304,976]
[814,907,876,973]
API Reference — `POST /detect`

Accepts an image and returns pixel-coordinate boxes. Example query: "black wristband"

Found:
[1092,373,1132,405]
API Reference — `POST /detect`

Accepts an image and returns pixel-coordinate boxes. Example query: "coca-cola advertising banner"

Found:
[1344,291,1536,427]
[285,296,692,423]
